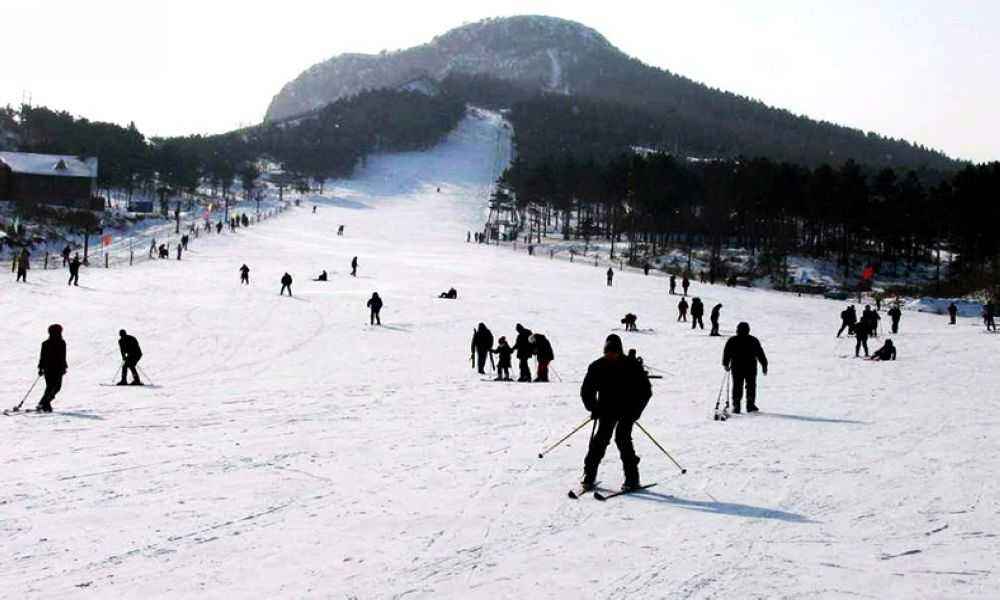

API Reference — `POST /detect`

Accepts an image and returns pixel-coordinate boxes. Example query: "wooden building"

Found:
[0,151,101,210]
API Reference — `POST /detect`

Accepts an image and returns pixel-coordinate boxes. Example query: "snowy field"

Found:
[3,110,998,599]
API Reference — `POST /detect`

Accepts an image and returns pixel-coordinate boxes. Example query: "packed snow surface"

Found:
[2,110,998,598]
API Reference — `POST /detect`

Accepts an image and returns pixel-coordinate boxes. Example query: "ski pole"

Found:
[537,417,593,459]
[113,361,124,384]
[137,365,155,386]
[11,376,42,412]
[550,364,563,382]
[635,421,687,474]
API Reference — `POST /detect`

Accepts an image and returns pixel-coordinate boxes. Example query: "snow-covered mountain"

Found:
[264,16,610,122]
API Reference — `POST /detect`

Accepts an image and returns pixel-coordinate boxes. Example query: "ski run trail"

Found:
[2,108,998,599]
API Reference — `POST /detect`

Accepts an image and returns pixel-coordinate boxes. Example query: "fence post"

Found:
[105,253,109,269]
[44,253,49,269]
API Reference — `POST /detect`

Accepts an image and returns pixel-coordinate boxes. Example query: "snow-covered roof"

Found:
[0,151,98,179]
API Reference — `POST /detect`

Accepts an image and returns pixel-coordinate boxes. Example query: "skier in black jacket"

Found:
[471,323,494,375]
[709,303,723,336]
[240,264,250,285]
[512,324,534,382]
[367,292,383,325]
[492,337,513,381]
[669,274,677,295]
[531,333,554,382]
[36,324,68,412]
[280,273,293,296]
[690,297,705,330]
[677,298,689,322]
[837,305,857,337]
[117,329,143,385]
[887,304,902,334]
[68,254,82,286]
[606,268,614,287]
[722,322,768,414]
[580,334,653,491]
[947,303,958,325]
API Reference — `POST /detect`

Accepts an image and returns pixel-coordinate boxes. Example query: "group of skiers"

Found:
[470,323,554,382]
[836,303,901,359]
[12,247,84,286]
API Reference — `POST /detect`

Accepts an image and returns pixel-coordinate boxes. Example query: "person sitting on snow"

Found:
[869,339,897,361]
[313,270,328,282]
[439,287,458,299]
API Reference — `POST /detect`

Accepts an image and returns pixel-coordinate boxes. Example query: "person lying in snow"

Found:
[439,288,457,299]
[868,339,897,361]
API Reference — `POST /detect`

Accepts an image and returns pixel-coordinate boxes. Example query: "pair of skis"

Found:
[568,482,658,501]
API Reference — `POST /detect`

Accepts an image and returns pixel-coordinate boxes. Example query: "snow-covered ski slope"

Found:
[3,109,998,599]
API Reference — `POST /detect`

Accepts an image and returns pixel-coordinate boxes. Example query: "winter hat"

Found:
[119,329,127,337]
[604,334,624,355]
[48,324,63,336]
[737,322,750,336]
[498,336,507,344]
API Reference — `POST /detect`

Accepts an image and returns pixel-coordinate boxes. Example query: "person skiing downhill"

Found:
[710,303,723,336]
[117,330,143,386]
[606,268,614,287]
[492,337,513,381]
[512,324,534,382]
[531,333,554,382]
[722,322,768,414]
[351,257,358,277]
[36,324,67,413]
[471,323,494,375]
[677,298,689,322]
[580,334,652,492]
[690,297,705,330]
[367,292,383,325]
[280,273,293,296]
[240,264,250,285]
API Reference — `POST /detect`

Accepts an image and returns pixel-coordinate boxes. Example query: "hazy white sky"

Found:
[2,0,997,162]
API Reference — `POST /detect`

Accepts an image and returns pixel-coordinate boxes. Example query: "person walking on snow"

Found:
[690,297,705,330]
[36,324,67,413]
[710,303,723,336]
[61,245,71,267]
[471,323,494,375]
[855,311,873,357]
[669,274,677,295]
[367,292,383,325]
[984,303,997,332]
[682,275,690,296]
[947,302,958,325]
[837,305,857,337]
[68,254,81,286]
[15,249,29,282]
[531,333,554,382]
[606,268,614,287]
[512,324,534,382]
[176,243,183,260]
[580,334,652,492]
[280,272,293,297]
[351,257,358,277]
[117,329,143,385]
[677,297,689,322]
[240,264,250,285]
[492,337,514,381]
[722,322,768,414]
[887,304,902,334]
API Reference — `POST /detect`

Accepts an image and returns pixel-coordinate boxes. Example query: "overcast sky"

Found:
[2,0,997,162]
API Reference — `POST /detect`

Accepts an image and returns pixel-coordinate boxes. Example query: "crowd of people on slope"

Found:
[471,323,554,382]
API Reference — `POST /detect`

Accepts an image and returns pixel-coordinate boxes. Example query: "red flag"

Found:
[101,234,113,248]
[861,265,875,281]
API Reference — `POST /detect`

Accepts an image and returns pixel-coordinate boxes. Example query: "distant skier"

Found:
[367,292,383,325]
[580,334,652,492]
[860,305,879,338]
[471,323,494,375]
[837,305,857,337]
[621,313,638,332]
[722,322,768,414]
[176,243,183,260]
[36,324,67,413]
[280,272,293,296]
[710,303,723,336]
[15,249,29,282]
[313,270,328,282]
[240,264,250,285]
[351,256,358,277]
[181,234,189,251]
[985,303,997,332]
[887,304,902,334]
[149,238,156,258]
[216,221,223,234]
[677,298,689,322]
[531,333,554,382]
[61,244,71,267]
[643,263,650,276]
[682,275,690,296]
[669,274,677,295]
[869,339,897,361]
[313,205,317,214]
[690,297,705,330]
[117,329,143,386]
[338,225,345,236]
[855,311,873,357]
[512,324,534,382]
[68,254,81,286]
[947,303,958,325]
[606,268,614,287]
[492,337,513,381]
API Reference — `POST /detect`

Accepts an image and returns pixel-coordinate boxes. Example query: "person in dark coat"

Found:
[722,322,768,413]
[367,292,383,325]
[855,311,872,357]
[677,297,689,322]
[313,270,328,282]
[36,324,67,413]
[643,263,650,276]
[181,234,189,251]
[682,275,690,296]
[216,221,223,234]
[690,297,705,330]
[61,245,71,267]
[176,243,183,260]
[606,268,614,287]
[492,337,513,381]
[439,287,457,299]
[117,329,143,385]
[15,249,29,282]
[580,334,652,491]
[240,264,250,285]
[68,254,82,286]
[837,305,857,337]
[531,333,554,382]
[887,304,902,334]
[669,274,677,295]
[710,303,723,336]
[869,339,897,361]
[351,256,358,277]
[280,273,293,296]
[471,323,494,375]
[947,303,958,325]
[512,324,534,382]
[621,313,638,332]
[985,303,997,332]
